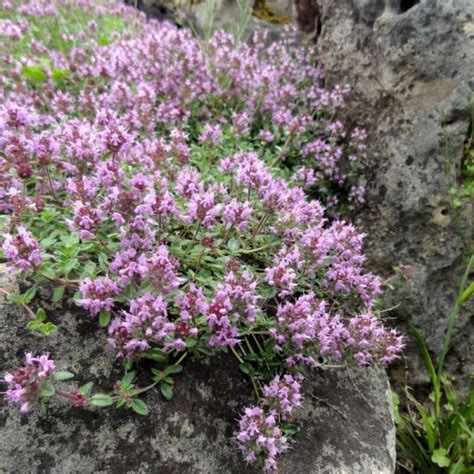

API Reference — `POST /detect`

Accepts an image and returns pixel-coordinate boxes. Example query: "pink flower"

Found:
[145,244,181,294]
[108,293,179,357]
[69,200,104,240]
[184,191,221,229]
[262,374,303,419]
[199,123,222,145]
[259,130,274,143]
[3,353,55,413]
[265,264,297,297]
[78,277,120,316]
[222,199,252,231]
[2,227,41,271]
[236,406,288,471]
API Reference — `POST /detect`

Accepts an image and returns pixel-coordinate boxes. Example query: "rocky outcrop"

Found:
[293,0,474,385]
[0,272,395,473]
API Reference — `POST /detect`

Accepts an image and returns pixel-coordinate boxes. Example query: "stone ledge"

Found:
[0,277,395,473]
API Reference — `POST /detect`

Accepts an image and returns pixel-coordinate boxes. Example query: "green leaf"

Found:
[431,448,450,467]
[151,369,165,382]
[39,380,55,397]
[123,357,133,371]
[410,326,440,399]
[243,353,259,362]
[80,382,93,396]
[97,34,112,46]
[116,399,126,408]
[40,237,56,247]
[405,389,437,452]
[53,371,74,381]
[40,322,57,336]
[99,310,111,327]
[27,320,42,331]
[239,363,253,375]
[51,68,69,82]
[450,456,466,474]
[23,287,37,304]
[391,392,404,427]
[63,258,79,275]
[36,308,47,322]
[131,399,149,416]
[160,382,173,401]
[197,346,213,356]
[22,65,47,83]
[91,394,113,407]
[260,286,277,299]
[185,337,197,348]
[227,238,240,252]
[83,262,96,277]
[143,348,168,364]
[98,252,109,271]
[121,371,135,387]
[7,294,24,305]
[281,424,298,436]
[41,267,57,280]
[53,285,65,302]
[165,364,183,375]
[459,282,474,306]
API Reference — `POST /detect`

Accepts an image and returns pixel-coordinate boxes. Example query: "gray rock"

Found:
[0,273,395,473]
[294,0,474,386]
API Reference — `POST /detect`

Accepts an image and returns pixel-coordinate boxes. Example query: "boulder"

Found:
[0,271,395,473]
[293,0,474,385]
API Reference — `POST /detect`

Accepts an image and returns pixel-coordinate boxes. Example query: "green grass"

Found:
[0,2,131,59]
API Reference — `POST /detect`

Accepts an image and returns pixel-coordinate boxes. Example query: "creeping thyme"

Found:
[0,1,405,471]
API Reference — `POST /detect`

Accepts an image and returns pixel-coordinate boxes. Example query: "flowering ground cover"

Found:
[0,0,404,470]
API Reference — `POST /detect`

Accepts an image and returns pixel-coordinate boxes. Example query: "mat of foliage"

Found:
[0,0,403,471]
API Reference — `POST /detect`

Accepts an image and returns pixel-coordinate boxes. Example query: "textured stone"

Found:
[294,0,474,385]
[0,271,395,473]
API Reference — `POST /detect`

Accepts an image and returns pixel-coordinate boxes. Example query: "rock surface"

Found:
[125,0,294,38]
[0,273,395,473]
[294,0,474,385]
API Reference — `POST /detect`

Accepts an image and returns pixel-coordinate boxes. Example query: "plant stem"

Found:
[244,337,254,354]
[132,381,158,396]
[0,288,36,320]
[44,165,58,202]
[223,223,234,243]
[250,375,261,401]
[193,221,202,241]
[230,345,244,364]
[270,134,293,167]
[250,212,269,242]
[175,351,188,366]
[251,334,264,353]
[240,242,278,254]
[230,345,260,400]
[319,364,348,369]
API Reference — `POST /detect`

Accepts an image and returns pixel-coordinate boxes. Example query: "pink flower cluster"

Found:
[3,353,55,413]
[108,291,201,357]
[207,271,260,347]
[78,277,120,316]
[2,227,42,271]
[262,374,303,419]
[237,373,304,470]
[269,292,404,367]
[236,406,289,472]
